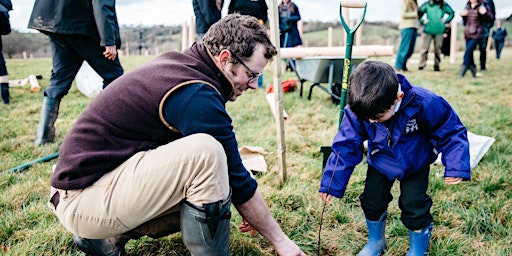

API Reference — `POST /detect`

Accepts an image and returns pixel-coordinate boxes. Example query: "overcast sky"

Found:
[9,0,512,33]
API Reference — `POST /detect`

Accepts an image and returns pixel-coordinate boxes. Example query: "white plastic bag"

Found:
[76,61,103,98]
[435,131,495,169]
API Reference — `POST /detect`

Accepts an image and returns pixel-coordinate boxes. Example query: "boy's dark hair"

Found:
[348,61,399,120]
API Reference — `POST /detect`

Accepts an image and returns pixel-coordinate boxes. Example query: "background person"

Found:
[394,0,419,72]
[459,0,495,77]
[417,0,455,71]
[28,0,124,145]
[48,14,305,256]
[278,0,302,72]
[492,20,507,59]
[320,61,470,256]
[0,0,11,105]
[193,0,224,40]
[469,0,495,71]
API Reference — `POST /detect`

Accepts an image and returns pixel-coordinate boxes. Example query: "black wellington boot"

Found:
[1,83,9,104]
[35,97,61,145]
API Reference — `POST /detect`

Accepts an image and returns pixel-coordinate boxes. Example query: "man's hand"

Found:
[273,238,307,256]
[239,219,257,237]
[103,45,117,60]
[235,189,306,255]
[445,177,462,185]
[320,192,331,203]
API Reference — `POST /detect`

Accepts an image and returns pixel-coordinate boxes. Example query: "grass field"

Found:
[1,44,511,255]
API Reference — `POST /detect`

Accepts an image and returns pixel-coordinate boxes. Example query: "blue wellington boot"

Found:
[357,212,387,256]
[405,222,433,256]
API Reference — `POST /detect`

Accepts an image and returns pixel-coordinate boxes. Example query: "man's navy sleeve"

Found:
[162,83,258,205]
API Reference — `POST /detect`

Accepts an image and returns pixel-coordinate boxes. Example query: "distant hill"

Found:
[4,20,511,59]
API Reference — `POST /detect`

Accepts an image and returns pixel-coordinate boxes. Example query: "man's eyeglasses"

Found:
[230,51,261,85]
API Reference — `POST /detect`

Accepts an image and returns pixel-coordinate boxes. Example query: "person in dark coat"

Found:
[0,0,11,105]
[492,20,507,59]
[28,0,124,145]
[228,0,268,25]
[278,0,302,48]
[459,0,494,77]
[193,0,224,39]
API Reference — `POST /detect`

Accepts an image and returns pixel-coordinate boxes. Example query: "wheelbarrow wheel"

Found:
[331,82,342,105]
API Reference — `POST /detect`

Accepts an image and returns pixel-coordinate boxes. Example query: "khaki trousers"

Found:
[419,33,444,68]
[49,133,230,239]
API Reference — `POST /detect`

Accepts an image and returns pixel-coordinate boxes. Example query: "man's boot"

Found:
[1,83,9,104]
[180,195,231,255]
[405,223,433,256]
[357,212,387,256]
[35,97,61,145]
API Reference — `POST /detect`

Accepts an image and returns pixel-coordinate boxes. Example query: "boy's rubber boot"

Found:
[1,83,9,104]
[34,97,60,145]
[180,195,231,255]
[405,222,433,256]
[73,212,181,256]
[357,212,387,256]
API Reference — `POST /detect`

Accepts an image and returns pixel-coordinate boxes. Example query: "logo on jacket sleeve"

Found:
[404,119,419,134]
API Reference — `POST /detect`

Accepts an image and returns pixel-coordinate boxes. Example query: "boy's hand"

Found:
[444,177,462,185]
[320,193,331,203]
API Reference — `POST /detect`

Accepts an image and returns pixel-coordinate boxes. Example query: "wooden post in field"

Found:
[189,16,196,45]
[125,42,130,56]
[268,0,287,185]
[328,27,333,47]
[182,21,189,51]
[450,22,457,64]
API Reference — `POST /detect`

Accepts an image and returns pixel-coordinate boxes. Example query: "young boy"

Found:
[319,61,470,255]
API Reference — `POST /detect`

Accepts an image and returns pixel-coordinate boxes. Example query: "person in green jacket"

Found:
[418,0,454,71]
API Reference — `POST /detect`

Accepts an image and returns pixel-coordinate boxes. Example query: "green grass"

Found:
[1,46,512,255]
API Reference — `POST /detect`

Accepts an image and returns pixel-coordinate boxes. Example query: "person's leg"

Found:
[358,166,394,256]
[404,28,418,71]
[0,52,8,105]
[35,34,83,145]
[433,34,444,71]
[418,33,432,70]
[460,38,479,78]
[53,134,231,253]
[399,167,433,256]
[479,36,488,70]
[495,40,504,59]
[0,36,9,105]
[69,35,124,88]
[395,28,413,70]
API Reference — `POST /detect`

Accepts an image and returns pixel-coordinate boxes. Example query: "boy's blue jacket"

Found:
[319,74,471,198]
